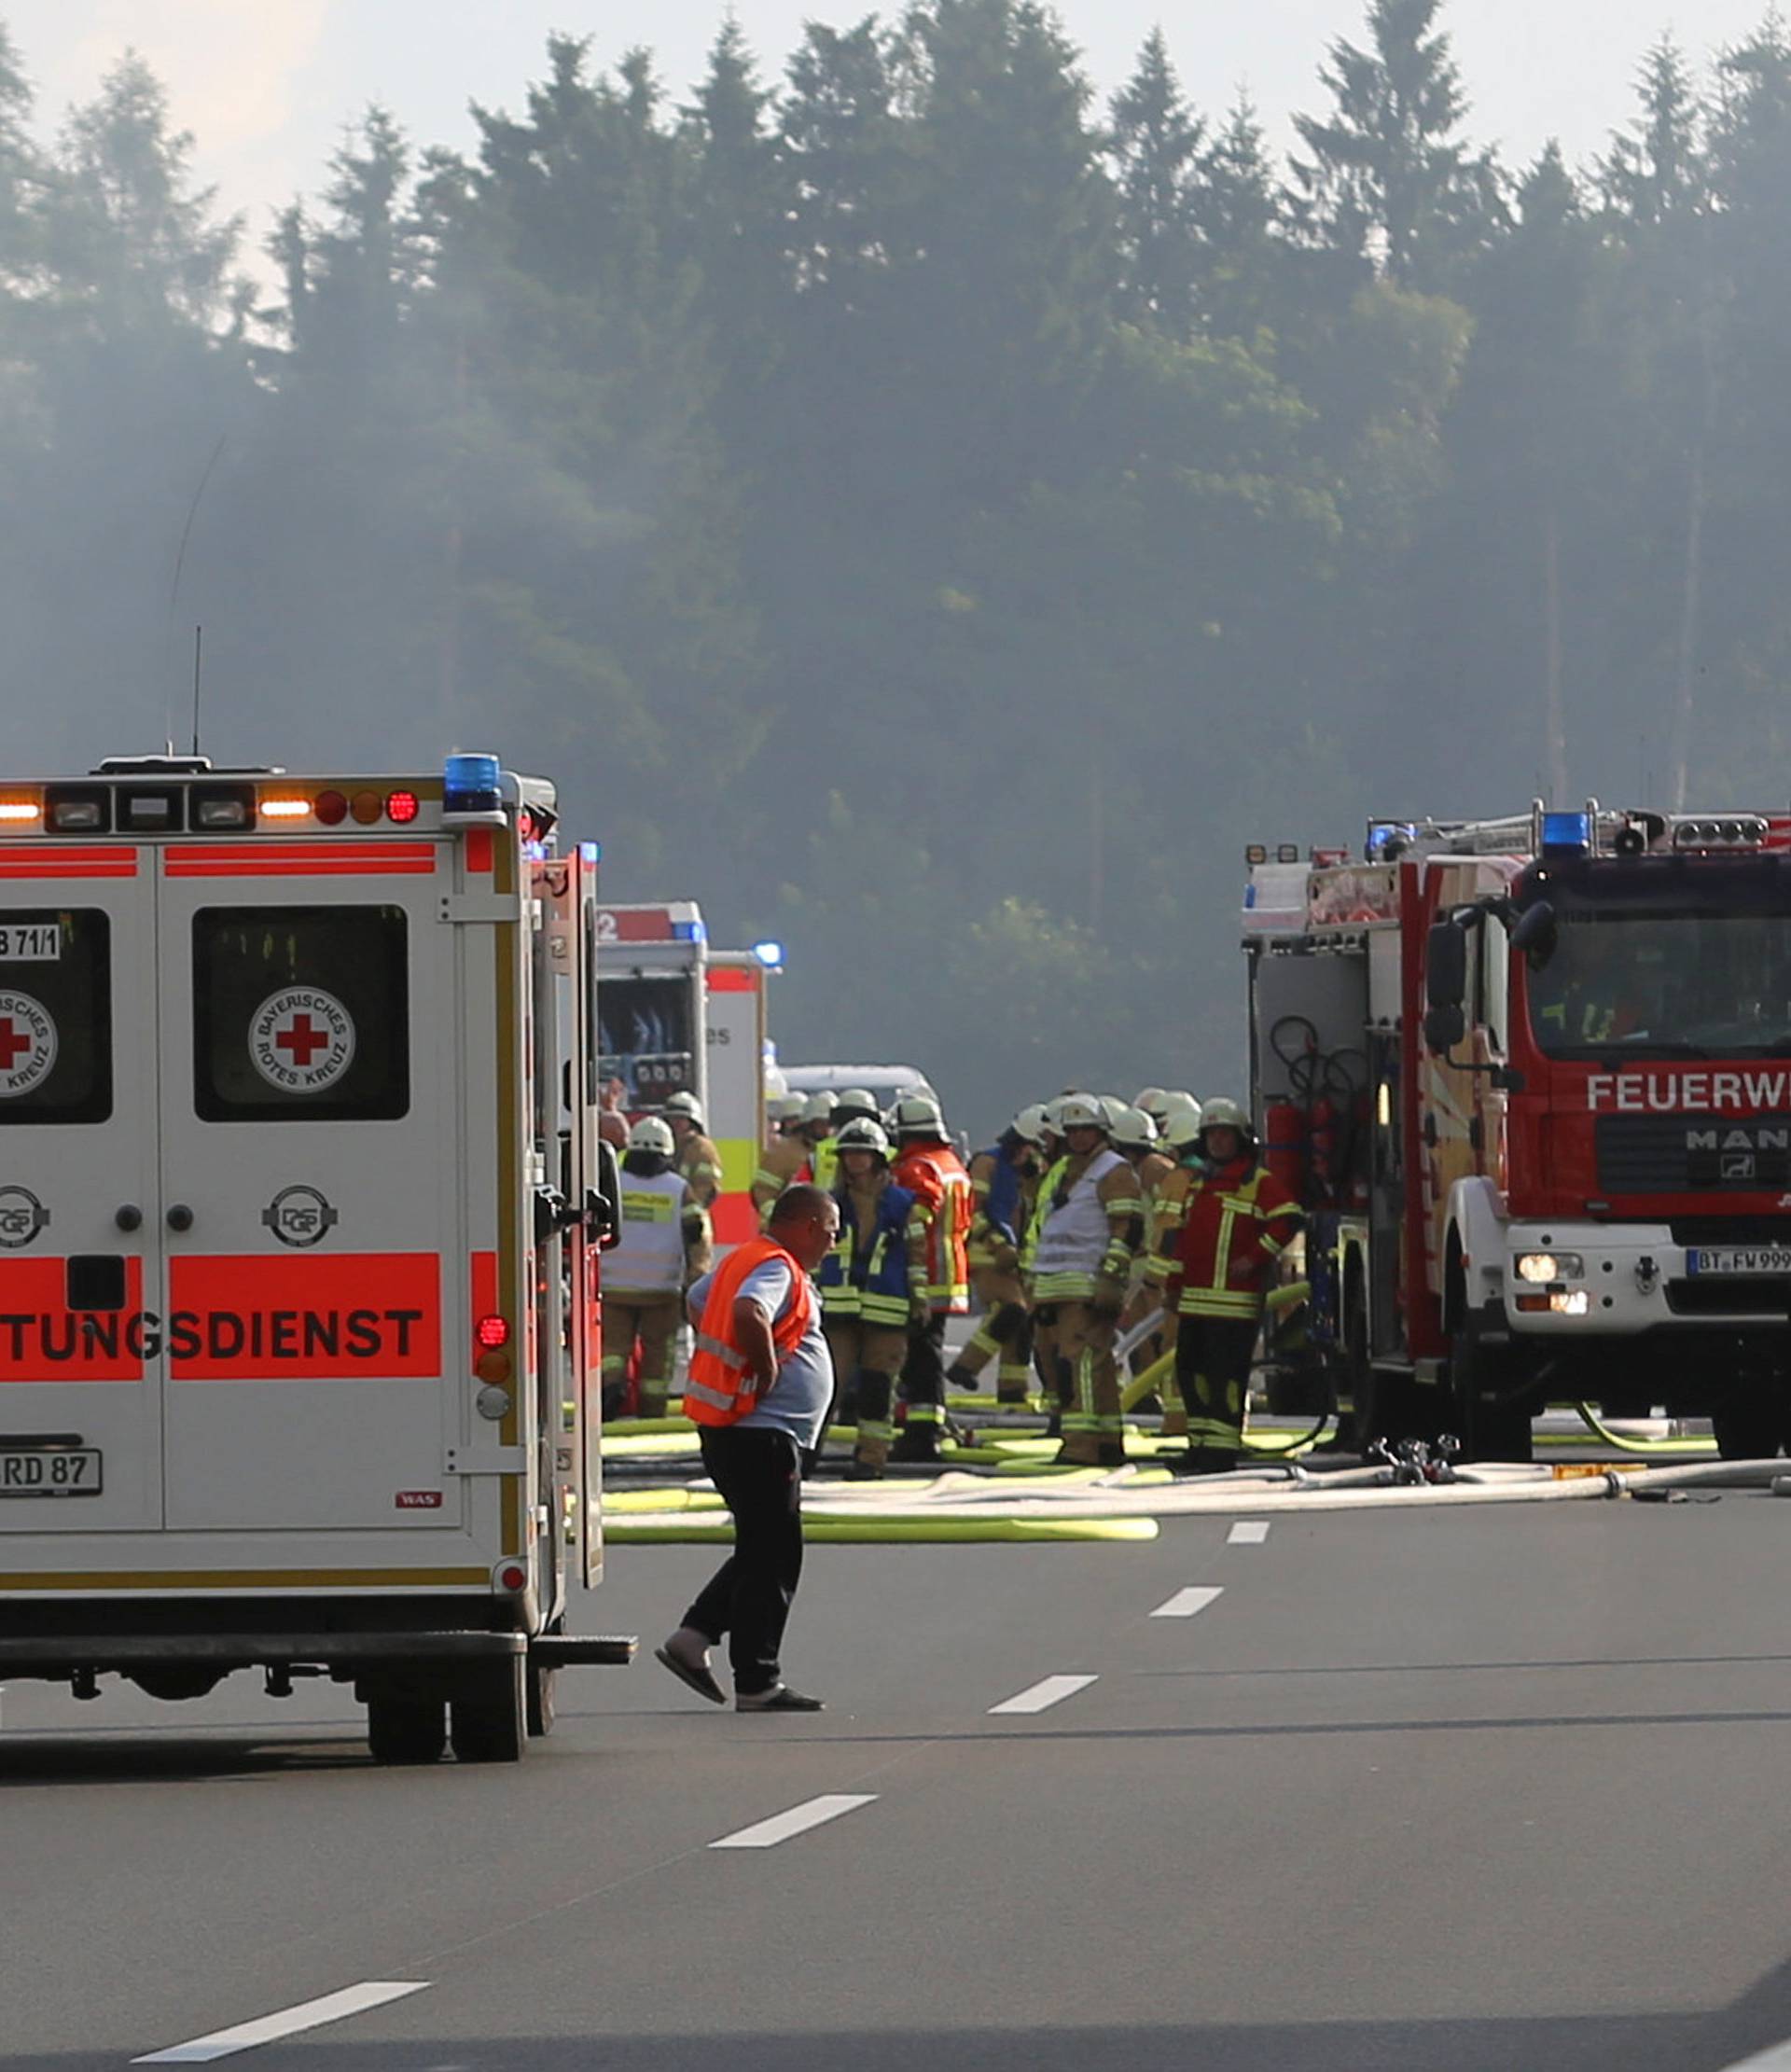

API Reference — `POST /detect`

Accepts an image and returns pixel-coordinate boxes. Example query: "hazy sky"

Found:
[3,0,1773,254]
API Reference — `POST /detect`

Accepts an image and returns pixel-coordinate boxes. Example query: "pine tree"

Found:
[1292,0,1500,288]
[1108,28,1201,333]
[1187,91,1289,339]
[1600,35,1702,227]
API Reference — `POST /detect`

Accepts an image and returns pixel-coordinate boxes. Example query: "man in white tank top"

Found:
[603,1116,712,1417]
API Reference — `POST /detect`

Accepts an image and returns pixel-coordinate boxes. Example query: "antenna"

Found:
[168,434,227,750]
[191,626,203,757]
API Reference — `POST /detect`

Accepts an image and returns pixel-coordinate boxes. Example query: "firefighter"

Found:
[765,1091,805,1140]
[1030,1093,1145,1466]
[1113,1107,1173,1401]
[813,1118,927,1478]
[811,1087,882,1194]
[890,1092,973,1461]
[949,1106,1048,1406]
[1162,1097,1301,1474]
[753,1091,833,1223]
[663,1091,724,1213]
[601,1116,712,1418]
[598,1076,630,1150]
[1134,1101,1206,1435]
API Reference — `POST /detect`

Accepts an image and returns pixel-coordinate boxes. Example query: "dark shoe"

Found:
[1096,1441,1129,1468]
[843,1458,884,1481]
[654,1631,726,1705]
[736,1684,826,1712]
[946,1362,980,1393]
[1171,1446,1240,1478]
[890,1428,944,1463]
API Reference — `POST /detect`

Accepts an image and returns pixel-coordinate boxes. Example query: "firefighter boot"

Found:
[851,1370,893,1479]
[891,1402,946,1464]
[945,1360,981,1397]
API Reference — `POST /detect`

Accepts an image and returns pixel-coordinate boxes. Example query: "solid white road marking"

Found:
[133,1982,429,2064]
[1150,1586,1225,1619]
[989,1674,1098,1715]
[1228,1521,1270,1545]
[1715,2040,1791,2069]
[711,1793,878,1849]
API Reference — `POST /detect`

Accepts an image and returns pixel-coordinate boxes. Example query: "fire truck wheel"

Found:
[366,1690,447,1766]
[527,1661,558,1738]
[1451,1328,1534,1463]
[450,1657,529,1764]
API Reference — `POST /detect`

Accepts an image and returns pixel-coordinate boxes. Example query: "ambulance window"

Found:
[192,906,410,1122]
[0,910,111,1126]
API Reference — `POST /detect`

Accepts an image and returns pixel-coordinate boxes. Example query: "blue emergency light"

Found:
[579,841,602,865]
[671,917,706,943]
[1540,811,1593,857]
[1367,822,1416,860]
[752,939,784,969]
[443,753,502,814]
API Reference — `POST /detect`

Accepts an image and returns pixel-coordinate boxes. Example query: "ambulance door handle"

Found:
[166,1203,194,1233]
[114,1204,143,1233]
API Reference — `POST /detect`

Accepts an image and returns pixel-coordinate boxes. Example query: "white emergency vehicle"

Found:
[0,752,631,1762]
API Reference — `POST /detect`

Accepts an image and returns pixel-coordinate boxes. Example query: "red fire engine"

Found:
[1245,803,1791,1460]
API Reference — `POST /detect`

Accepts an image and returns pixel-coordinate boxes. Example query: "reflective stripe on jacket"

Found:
[605,1168,688,1294]
[815,1179,920,1328]
[685,1235,815,1426]
[1173,1160,1300,1319]
[893,1143,972,1312]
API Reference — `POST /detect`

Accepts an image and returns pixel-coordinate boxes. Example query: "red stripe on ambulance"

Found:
[168,1254,442,1379]
[0,844,138,879]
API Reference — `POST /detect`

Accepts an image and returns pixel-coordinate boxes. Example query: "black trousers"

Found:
[900,1313,947,1413]
[684,1426,805,1696]
[1173,1314,1260,1452]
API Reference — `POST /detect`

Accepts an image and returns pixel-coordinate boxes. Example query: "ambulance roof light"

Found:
[579,841,601,864]
[443,752,502,815]
[0,799,41,823]
[672,917,706,942]
[1541,811,1593,857]
[752,939,784,969]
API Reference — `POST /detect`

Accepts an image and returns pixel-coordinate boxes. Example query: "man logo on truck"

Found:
[0,1185,48,1249]
[0,991,56,1098]
[250,987,354,1093]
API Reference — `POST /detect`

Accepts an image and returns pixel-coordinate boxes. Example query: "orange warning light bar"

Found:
[258,797,312,821]
[0,799,42,825]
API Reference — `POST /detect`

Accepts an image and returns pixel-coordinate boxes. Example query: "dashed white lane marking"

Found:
[1150,1586,1225,1619]
[989,1673,1098,1715]
[1228,1521,1270,1545]
[133,1982,429,2063]
[711,1793,879,1849]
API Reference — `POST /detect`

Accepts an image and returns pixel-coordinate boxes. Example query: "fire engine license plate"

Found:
[0,1448,102,1495]
[1687,1248,1791,1276]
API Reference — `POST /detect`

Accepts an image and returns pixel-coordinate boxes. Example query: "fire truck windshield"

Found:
[1527,904,1791,1060]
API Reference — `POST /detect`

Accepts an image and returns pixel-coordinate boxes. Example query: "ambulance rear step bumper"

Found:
[0,1631,635,1676]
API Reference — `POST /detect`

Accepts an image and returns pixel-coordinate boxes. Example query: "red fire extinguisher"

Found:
[1264,1099,1309,1205]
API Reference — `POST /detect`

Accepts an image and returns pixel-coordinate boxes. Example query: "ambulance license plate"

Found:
[0,1448,102,1495]
[1687,1248,1791,1275]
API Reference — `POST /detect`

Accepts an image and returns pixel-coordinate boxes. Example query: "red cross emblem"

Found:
[275,1014,330,1068]
[0,1017,30,1070]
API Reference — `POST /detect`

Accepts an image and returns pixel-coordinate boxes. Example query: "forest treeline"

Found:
[0,1,1786,1124]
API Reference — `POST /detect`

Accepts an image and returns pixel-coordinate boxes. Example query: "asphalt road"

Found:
[8,1494,1791,2071]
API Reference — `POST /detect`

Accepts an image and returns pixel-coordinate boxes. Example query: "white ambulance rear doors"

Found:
[155,835,462,1531]
[0,841,160,1526]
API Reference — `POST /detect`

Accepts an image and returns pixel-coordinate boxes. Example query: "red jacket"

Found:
[1168,1158,1300,1320]
[892,1141,972,1314]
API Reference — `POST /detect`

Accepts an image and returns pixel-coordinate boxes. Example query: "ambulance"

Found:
[0,752,631,1763]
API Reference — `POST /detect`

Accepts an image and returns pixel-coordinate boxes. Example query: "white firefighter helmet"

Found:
[663,1091,705,1128]
[1012,1102,1050,1145]
[1111,1105,1159,1152]
[1056,1092,1110,1133]
[895,1092,948,1138]
[628,1115,676,1156]
[832,1086,882,1124]
[834,1115,892,1160]
[800,1091,838,1126]
[1162,1104,1205,1152]
[1197,1097,1254,1152]
[766,1092,805,1126]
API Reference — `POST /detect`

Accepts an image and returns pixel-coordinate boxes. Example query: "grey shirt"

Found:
[687,1258,834,1453]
